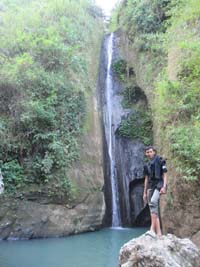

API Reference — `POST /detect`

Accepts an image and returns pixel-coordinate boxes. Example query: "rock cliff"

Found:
[0,94,105,240]
[113,28,200,247]
[0,0,106,240]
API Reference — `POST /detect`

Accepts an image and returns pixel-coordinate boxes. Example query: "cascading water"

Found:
[105,33,121,227]
[100,31,150,227]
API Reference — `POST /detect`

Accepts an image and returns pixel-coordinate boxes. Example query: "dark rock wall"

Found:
[99,32,150,227]
[115,137,145,225]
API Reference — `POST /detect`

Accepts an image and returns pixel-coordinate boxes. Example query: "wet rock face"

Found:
[99,32,150,227]
[119,234,200,267]
[129,180,144,221]
[115,137,145,226]
[129,179,150,226]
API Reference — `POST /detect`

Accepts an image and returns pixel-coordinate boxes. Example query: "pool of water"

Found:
[0,227,147,267]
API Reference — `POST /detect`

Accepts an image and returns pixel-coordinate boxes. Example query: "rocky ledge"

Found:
[119,233,200,267]
[0,191,105,240]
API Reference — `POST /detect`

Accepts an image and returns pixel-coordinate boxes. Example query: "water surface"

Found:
[0,227,147,267]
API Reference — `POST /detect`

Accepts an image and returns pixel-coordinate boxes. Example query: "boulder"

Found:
[119,233,200,267]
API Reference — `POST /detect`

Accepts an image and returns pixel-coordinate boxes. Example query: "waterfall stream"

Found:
[100,31,149,227]
[105,33,121,227]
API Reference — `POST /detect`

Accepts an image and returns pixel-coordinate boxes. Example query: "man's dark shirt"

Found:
[144,155,167,190]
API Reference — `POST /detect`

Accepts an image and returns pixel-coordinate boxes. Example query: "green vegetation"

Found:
[121,0,170,35]
[112,59,128,81]
[0,0,103,195]
[117,110,153,145]
[154,0,200,180]
[118,85,153,145]
[113,0,200,180]
[121,86,147,109]
[112,58,153,145]
[155,42,200,180]
[110,0,171,37]
[112,61,153,144]
[112,59,135,82]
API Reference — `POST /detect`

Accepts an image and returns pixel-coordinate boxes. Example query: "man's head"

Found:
[145,146,157,159]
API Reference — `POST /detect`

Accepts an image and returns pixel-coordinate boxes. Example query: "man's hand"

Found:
[160,186,167,194]
[143,193,147,203]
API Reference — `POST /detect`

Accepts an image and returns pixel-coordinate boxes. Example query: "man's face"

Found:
[145,148,156,159]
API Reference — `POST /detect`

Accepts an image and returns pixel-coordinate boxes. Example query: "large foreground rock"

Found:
[119,233,200,267]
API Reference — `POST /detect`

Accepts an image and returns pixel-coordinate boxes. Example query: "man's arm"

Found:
[143,175,148,203]
[160,172,167,194]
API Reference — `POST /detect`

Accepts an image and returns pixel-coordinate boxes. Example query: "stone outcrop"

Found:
[0,192,104,240]
[0,94,105,240]
[119,233,200,267]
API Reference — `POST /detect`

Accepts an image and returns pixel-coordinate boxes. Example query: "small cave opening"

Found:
[129,179,151,227]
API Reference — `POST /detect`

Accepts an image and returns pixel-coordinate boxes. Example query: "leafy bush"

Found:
[112,59,128,81]
[113,0,200,182]
[0,160,25,193]
[119,0,171,37]
[122,86,147,108]
[0,0,103,195]
[117,110,153,145]
[154,0,200,180]
[170,123,200,180]
[112,59,136,82]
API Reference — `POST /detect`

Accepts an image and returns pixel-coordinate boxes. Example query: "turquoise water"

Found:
[0,227,147,267]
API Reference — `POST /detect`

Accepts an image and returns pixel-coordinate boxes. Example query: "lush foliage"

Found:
[155,40,200,180]
[111,57,153,145]
[153,0,200,180]
[113,0,200,180]
[117,110,153,145]
[112,59,135,82]
[112,59,128,81]
[0,0,103,194]
[114,0,171,37]
[121,86,147,109]
[112,60,153,144]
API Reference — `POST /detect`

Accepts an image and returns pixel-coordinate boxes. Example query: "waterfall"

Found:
[99,31,149,227]
[105,33,121,227]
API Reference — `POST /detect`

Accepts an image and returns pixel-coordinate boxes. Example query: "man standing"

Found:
[143,146,167,237]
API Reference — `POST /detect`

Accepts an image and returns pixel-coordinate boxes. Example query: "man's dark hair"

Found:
[145,145,157,153]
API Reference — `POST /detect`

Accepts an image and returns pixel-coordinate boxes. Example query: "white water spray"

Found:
[105,33,121,227]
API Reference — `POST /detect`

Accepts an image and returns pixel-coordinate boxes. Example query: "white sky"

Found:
[95,0,120,16]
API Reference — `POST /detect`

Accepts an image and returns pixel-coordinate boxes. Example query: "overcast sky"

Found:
[95,0,120,16]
